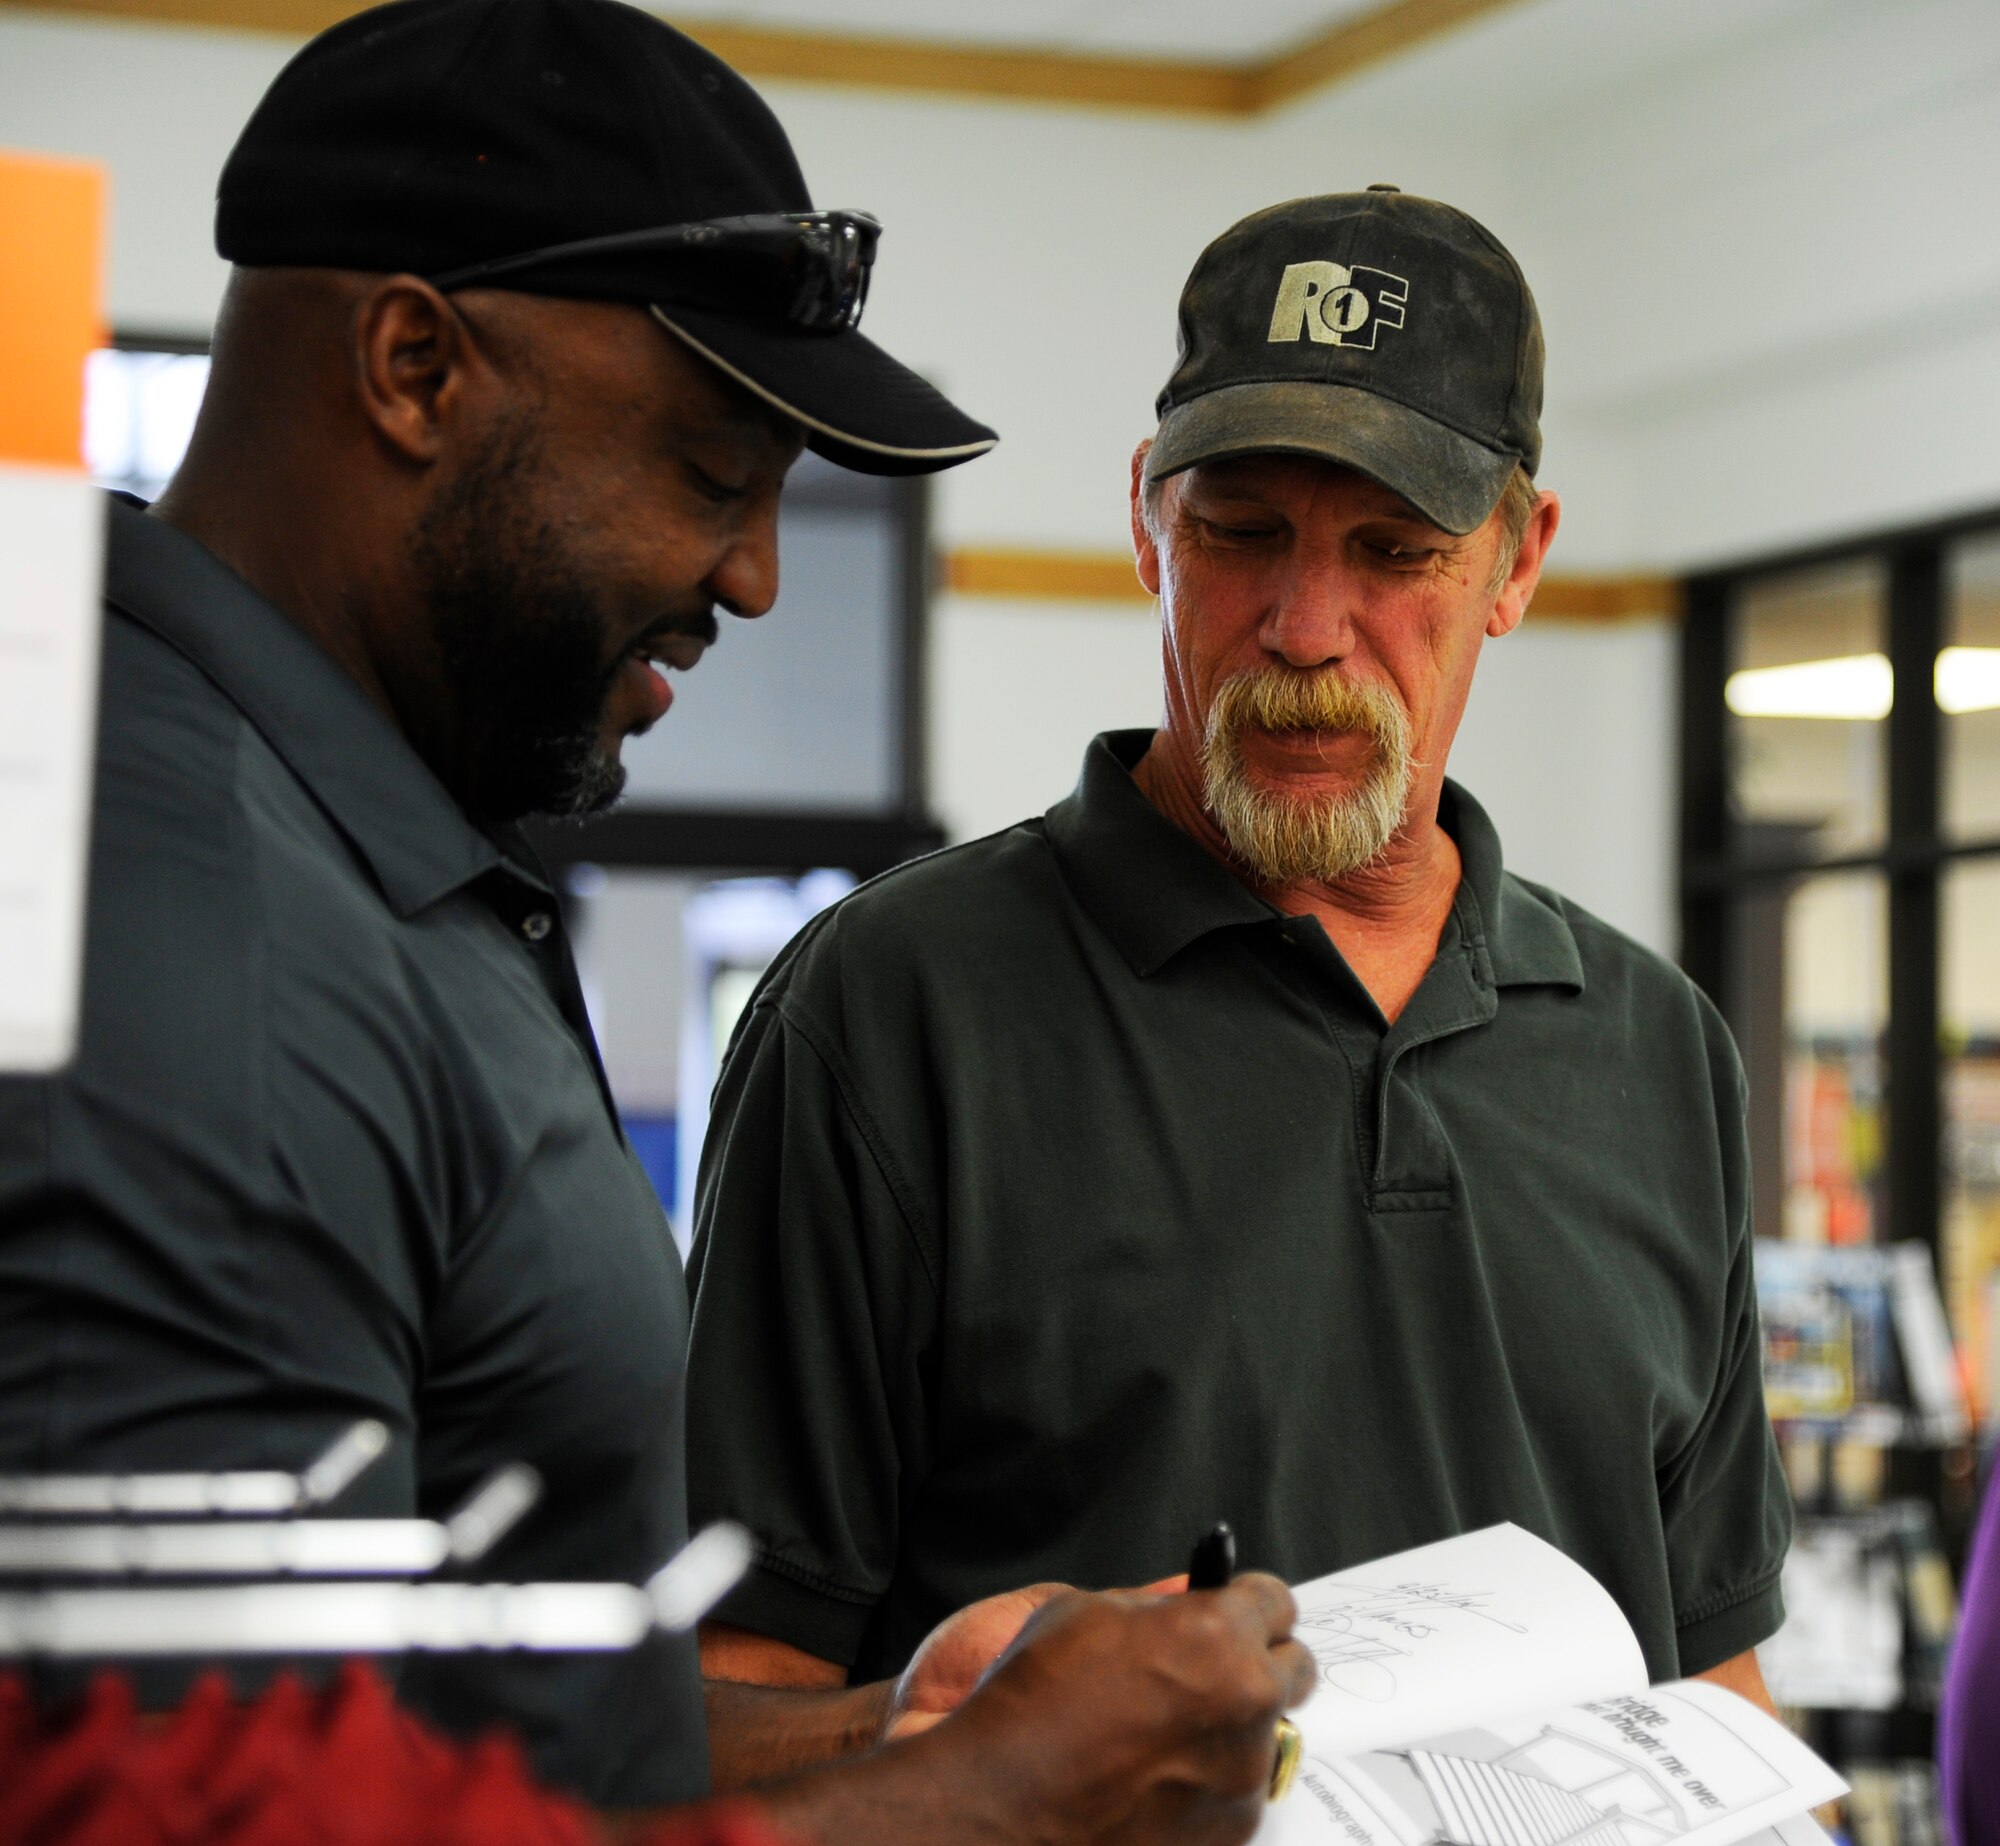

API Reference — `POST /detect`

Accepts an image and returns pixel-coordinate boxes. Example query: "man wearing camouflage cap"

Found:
[687,190,1791,1718]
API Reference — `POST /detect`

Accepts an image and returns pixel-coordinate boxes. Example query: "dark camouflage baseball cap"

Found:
[1145,187,1542,535]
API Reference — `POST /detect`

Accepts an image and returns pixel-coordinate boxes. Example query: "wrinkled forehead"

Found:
[1170,451,1440,525]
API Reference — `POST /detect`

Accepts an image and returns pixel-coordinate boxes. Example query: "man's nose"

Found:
[1262,560,1357,669]
[706,504,782,620]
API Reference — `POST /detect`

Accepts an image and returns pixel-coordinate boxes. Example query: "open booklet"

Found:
[1257,1525,1845,1846]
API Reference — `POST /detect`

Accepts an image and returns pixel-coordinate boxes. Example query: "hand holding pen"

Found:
[1187,1521,1304,1802]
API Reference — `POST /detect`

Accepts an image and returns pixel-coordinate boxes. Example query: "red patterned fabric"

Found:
[0,1662,809,1845]
[0,1662,607,1844]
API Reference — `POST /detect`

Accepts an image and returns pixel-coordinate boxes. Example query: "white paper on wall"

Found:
[0,463,102,1072]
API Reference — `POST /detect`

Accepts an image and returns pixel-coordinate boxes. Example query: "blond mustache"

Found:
[1209,667,1407,745]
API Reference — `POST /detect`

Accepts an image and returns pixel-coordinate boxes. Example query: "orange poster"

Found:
[0,148,107,1071]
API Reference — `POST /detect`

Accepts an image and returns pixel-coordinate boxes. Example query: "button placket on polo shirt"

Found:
[1256,918,1389,1196]
[1271,902,1499,1214]
[1368,897,1497,1211]
[477,870,622,1127]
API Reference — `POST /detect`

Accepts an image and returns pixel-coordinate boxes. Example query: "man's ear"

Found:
[352,276,475,467]
[1130,441,1162,597]
[1487,490,1561,639]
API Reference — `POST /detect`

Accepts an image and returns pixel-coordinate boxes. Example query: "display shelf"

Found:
[1758,1213,1973,1846]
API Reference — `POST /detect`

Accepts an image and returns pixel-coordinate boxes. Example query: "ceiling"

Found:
[0,0,1525,113]
[657,0,1385,63]
[658,0,1528,113]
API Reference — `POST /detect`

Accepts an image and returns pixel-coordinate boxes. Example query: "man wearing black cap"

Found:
[686,191,1791,1714]
[0,0,1315,1835]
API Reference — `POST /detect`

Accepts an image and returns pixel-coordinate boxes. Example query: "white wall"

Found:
[1492,0,2000,571]
[0,12,287,332]
[928,596,1162,843]
[9,0,2000,957]
[1446,615,1678,943]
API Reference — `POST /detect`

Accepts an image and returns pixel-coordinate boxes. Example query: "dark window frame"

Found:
[1680,502,2000,1261]
[1678,502,2000,1758]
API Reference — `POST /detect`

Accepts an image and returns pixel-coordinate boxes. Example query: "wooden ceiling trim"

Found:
[0,0,1529,117]
[944,548,1151,602]
[1528,574,1685,622]
[1253,0,1530,109]
[943,548,1683,623]
[677,21,1255,115]
[3,0,351,31]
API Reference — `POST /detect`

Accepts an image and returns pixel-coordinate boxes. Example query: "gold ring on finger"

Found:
[1270,1718,1303,1802]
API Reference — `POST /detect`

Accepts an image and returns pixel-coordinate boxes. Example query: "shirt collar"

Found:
[1046,729,1583,993]
[1439,780,1585,992]
[1044,730,1278,977]
[103,496,523,918]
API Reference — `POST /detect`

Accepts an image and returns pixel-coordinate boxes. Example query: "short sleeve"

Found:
[1657,1000,1793,1676]
[684,990,939,1671]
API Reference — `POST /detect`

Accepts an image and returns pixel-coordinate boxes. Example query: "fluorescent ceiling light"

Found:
[1723,647,2000,720]
[1937,646,2000,715]
[1726,653,1892,720]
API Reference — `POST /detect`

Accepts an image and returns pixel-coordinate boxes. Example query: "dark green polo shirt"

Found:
[685,729,1790,1687]
[0,498,705,1807]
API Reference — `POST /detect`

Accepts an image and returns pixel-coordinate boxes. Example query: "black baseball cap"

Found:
[215,0,996,476]
[1145,188,1541,533]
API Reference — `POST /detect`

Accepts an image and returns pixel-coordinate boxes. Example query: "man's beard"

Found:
[410,418,632,824]
[1198,667,1414,883]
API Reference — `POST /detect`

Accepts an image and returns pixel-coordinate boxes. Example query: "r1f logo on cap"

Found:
[1267,262,1409,350]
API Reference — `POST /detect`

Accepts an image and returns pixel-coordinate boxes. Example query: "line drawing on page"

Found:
[1403,1729,1686,1846]
[1297,1580,1532,1704]
[1315,1706,1794,1846]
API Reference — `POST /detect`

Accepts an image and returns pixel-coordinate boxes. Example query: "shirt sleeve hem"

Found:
[1674,1575,1785,1677]
[709,1559,879,1673]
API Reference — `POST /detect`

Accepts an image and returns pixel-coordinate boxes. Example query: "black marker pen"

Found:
[1188,1521,1237,1590]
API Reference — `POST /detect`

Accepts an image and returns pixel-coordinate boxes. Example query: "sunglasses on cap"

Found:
[428,209,881,332]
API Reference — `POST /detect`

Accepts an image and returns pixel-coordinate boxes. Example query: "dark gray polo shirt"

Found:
[685,729,1790,1687]
[0,498,705,1807]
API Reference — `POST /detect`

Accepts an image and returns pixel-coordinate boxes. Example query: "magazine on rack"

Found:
[1256,1526,1845,1846]
[1753,1240,1967,1442]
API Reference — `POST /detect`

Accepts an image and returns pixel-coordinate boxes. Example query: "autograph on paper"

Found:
[1296,1579,1530,1704]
